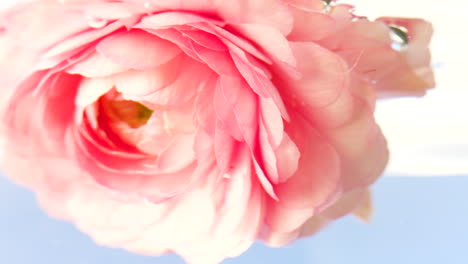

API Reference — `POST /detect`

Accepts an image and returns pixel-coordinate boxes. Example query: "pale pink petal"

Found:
[135,11,225,29]
[1,1,89,51]
[274,133,300,183]
[265,199,314,232]
[66,51,129,77]
[297,215,329,238]
[82,1,146,20]
[324,104,389,190]
[96,29,182,70]
[157,134,196,173]
[123,190,216,252]
[287,9,336,42]
[320,188,368,219]
[143,28,206,64]
[282,42,354,128]
[42,17,140,60]
[175,151,264,263]
[138,58,214,106]
[133,0,292,35]
[262,229,299,247]
[284,0,328,10]
[75,77,114,115]
[352,189,373,222]
[111,56,182,96]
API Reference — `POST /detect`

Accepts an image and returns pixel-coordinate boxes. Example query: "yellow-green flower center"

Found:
[106,100,154,128]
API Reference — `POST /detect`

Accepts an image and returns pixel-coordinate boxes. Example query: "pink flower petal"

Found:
[66,50,129,77]
[96,29,182,70]
[235,23,296,67]
[2,1,89,51]
[283,41,353,128]
[157,134,196,173]
[42,17,140,60]
[275,118,341,209]
[287,9,337,42]
[274,133,300,183]
[135,11,225,29]
[111,56,182,96]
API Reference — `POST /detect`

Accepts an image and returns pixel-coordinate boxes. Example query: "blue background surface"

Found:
[1,173,467,264]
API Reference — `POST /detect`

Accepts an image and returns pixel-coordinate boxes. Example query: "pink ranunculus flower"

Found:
[0,0,434,263]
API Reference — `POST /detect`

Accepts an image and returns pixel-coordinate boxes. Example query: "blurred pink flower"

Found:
[0,0,434,263]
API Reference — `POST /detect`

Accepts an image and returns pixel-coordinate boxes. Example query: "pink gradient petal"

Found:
[259,98,284,149]
[235,23,296,66]
[96,29,182,70]
[121,190,217,253]
[75,77,114,114]
[324,101,389,191]
[214,123,237,174]
[111,56,182,96]
[320,188,368,219]
[157,134,196,173]
[190,41,239,76]
[42,17,140,60]
[66,51,129,77]
[175,150,264,263]
[285,42,389,192]
[82,1,147,20]
[179,29,227,51]
[265,199,314,233]
[135,11,225,29]
[258,122,279,183]
[282,41,354,128]
[274,133,300,183]
[284,0,329,10]
[287,9,337,42]
[230,46,290,120]
[133,0,292,35]
[275,118,341,209]
[137,58,214,106]
[213,77,244,141]
[1,1,89,51]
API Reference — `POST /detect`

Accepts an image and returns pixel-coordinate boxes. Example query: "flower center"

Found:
[103,99,154,128]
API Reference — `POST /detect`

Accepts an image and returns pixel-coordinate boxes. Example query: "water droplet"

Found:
[389,25,409,51]
[322,0,333,13]
[223,173,231,179]
[144,1,151,9]
[87,16,107,29]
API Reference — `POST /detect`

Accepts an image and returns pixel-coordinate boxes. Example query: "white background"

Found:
[350,0,468,176]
